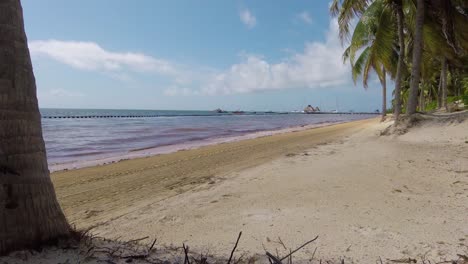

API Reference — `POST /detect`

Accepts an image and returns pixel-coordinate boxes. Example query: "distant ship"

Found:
[304,105,320,114]
[214,108,228,113]
[232,110,245,114]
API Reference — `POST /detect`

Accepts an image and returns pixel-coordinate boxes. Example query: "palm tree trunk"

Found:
[427,81,432,104]
[406,0,425,115]
[381,69,387,121]
[437,74,442,108]
[441,57,448,110]
[0,0,70,255]
[393,0,405,120]
[419,81,425,112]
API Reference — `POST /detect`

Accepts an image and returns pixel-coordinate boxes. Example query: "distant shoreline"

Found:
[41,111,379,119]
[40,107,381,116]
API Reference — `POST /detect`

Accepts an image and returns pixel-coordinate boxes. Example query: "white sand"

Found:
[93,119,468,262]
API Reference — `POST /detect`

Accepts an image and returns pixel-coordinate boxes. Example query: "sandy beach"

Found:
[49,118,468,263]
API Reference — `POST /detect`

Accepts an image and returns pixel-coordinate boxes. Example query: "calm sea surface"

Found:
[40,108,375,168]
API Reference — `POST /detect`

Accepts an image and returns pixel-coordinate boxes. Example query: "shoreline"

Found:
[51,118,376,226]
[49,118,372,172]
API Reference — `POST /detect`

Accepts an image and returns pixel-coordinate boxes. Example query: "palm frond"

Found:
[371,2,397,76]
[330,0,341,17]
[330,0,370,43]
[362,51,375,88]
[343,46,352,64]
[352,46,371,84]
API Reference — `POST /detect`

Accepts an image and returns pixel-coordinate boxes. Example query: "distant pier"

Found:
[41,112,379,119]
[41,114,204,119]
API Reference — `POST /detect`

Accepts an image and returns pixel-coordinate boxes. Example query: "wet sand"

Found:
[52,119,374,228]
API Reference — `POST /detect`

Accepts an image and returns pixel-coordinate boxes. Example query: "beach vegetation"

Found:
[331,0,468,117]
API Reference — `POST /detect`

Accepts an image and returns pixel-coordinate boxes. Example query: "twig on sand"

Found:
[310,247,317,262]
[268,256,274,264]
[123,236,150,245]
[279,236,319,262]
[227,231,243,264]
[390,258,417,263]
[121,238,157,259]
[148,238,157,252]
[266,252,283,264]
[183,243,191,264]
[277,237,288,250]
[266,236,319,264]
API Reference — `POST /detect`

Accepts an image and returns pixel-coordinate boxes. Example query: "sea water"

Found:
[40,108,375,170]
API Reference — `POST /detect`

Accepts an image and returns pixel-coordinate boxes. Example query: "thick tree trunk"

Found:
[393,0,405,120]
[441,57,448,110]
[381,69,387,121]
[0,0,70,255]
[406,0,425,115]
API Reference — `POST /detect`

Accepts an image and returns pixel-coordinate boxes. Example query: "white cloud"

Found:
[30,19,349,97]
[297,11,313,25]
[29,40,178,75]
[200,19,348,95]
[239,8,257,29]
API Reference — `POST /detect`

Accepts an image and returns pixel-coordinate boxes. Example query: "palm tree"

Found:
[330,0,406,120]
[392,0,406,120]
[406,0,425,115]
[428,0,468,110]
[342,0,397,120]
[332,0,467,116]
[406,0,468,114]
[0,0,70,255]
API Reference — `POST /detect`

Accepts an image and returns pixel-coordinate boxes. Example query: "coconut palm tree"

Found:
[430,0,468,109]
[330,0,406,120]
[332,0,466,116]
[0,0,70,255]
[405,0,424,115]
[406,0,468,114]
[392,0,406,120]
[342,0,397,120]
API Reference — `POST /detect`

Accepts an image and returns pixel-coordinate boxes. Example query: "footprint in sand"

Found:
[351,225,399,240]
[158,215,181,224]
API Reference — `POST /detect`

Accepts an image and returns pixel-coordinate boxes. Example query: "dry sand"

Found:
[4,117,467,263]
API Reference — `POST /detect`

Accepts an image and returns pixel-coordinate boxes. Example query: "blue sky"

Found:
[23,0,392,112]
